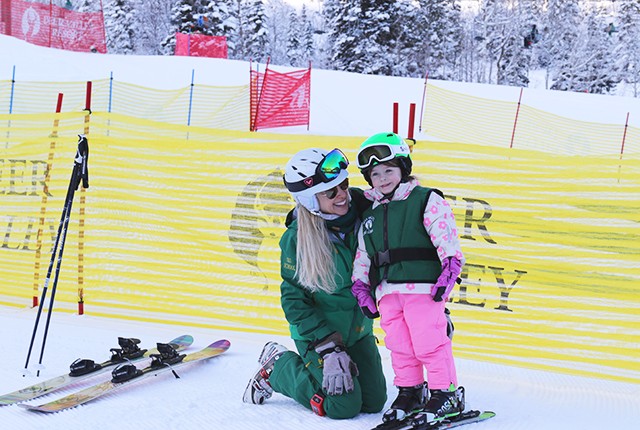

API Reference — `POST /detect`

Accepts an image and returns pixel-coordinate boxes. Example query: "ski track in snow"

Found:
[0,308,638,430]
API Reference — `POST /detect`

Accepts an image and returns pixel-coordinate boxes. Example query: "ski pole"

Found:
[24,166,77,374]
[24,135,89,375]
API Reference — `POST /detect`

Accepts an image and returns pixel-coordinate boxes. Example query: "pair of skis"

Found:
[1,335,230,412]
[372,409,496,430]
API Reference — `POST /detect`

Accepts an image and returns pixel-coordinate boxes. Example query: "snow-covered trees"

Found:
[161,0,198,54]
[227,0,269,61]
[98,0,639,96]
[614,0,640,96]
[105,0,135,54]
[412,0,463,81]
[547,0,582,91]
[132,0,173,55]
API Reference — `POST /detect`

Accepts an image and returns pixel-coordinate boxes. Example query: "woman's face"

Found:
[316,179,350,216]
[370,163,402,195]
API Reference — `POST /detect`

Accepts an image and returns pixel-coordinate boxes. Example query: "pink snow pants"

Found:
[379,293,457,389]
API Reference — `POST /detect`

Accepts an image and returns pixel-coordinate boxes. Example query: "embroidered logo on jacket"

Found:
[362,216,375,235]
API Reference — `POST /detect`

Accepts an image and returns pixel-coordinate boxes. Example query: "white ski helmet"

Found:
[283,148,349,213]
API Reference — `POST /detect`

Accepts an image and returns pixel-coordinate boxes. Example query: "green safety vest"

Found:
[362,186,442,287]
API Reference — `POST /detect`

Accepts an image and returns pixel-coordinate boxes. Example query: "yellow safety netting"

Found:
[0,79,250,130]
[0,110,638,385]
[423,83,639,156]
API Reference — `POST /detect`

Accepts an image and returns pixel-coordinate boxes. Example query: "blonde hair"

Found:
[294,205,338,293]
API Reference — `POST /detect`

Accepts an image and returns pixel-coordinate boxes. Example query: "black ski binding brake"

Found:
[110,337,147,363]
[69,358,102,376]
[111,363,143,383]
[149,342,186,368]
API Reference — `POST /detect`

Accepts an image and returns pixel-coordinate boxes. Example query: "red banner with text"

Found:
[0,0,106,53]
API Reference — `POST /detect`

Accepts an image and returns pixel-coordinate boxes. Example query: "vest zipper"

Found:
[382,203,389,281]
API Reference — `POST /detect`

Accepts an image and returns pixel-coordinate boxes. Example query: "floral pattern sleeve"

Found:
[423,192,465,265]
[351,225,372,285]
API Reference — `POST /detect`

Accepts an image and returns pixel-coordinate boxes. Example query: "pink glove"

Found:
[431,257,462,302]
[351,280,379,319]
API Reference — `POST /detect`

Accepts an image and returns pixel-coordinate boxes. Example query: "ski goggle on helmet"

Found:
[283,148,349,213]
[356,132,411,170]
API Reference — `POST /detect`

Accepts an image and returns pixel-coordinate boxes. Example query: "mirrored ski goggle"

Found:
[319,178,349,200]
[318,148,349,182]
[356,145,395,169]
[284,149,349,192]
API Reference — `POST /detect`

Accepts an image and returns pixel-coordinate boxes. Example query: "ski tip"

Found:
[172,334,194,345]
[208,339,230,350]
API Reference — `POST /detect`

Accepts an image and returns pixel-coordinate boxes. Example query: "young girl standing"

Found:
[350,132,465,423]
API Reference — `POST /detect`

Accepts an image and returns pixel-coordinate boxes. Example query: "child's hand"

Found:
[431,257,462,302]
[351,280,380,318]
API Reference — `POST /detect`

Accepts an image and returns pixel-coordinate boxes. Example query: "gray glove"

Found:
[314,332,358,396]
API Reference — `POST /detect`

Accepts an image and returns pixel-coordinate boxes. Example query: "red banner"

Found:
[0,0,106,53]
[174,32,228,59]
[251,65,311,131]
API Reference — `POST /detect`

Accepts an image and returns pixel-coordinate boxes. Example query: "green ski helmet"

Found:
[356,132,412,185]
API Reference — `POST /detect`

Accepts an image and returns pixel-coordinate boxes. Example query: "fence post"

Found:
[188,69,195,126]
[32,93,64,308]
[393,102,399,134]
[307,61,312,131]
[253,58,271,132]
[5,65,16,147]
[78,81,92,315]
[9,65,16,114]
[108,71,113,113]
[419,70,428,132]
[407,103,416,139]
[510,88,524,149]
[620,112,629,159]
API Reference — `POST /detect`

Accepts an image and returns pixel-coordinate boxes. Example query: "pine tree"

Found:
[300,5,314,66]
[263,0,291,65]
[389,0,419,77]
[412,0,463,81]
[226,0,244,59]
[286,9,301,66]
[198,0,233,36]
[332,0,398,75]
[227,0,269,61]
[496,0,533,87]
[133,0,173,55]
[321,0,341,62]
[573,5,617,94]
[104,0,135,54]
[162,0,198,54]
[547,0,582,91]
[245,0,269,61]
[475,0,510,84]
[614,0,640,96]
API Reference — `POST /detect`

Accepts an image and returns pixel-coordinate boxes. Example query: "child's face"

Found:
[370,163,402,195]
